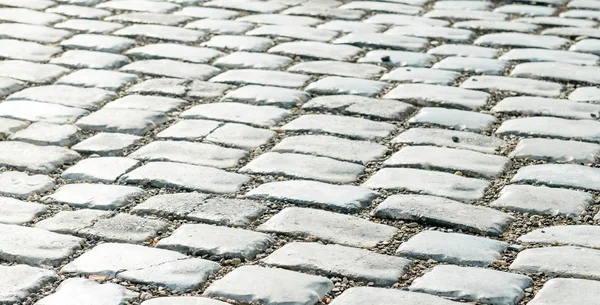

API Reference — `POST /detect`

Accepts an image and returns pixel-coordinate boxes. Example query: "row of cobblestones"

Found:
[1,0,600,305]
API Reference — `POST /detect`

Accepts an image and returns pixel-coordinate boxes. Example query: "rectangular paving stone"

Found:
[106,12,192,26]
[204,123,275,150]
[519,225,600,249]
[0,117,28,139]
[392,127,506,154]
[272,135,387,164]
[0,23,72,44]
[247,24,338,42]
[204,0,287,13]
[0,60,69,84]
[61,157,139,183]
[47,5,112,19]
[268,41,361,61]
[97,0,180,13]
[282,5,365,20]
[129,140,246,169]
[365,14,450,27]
[201,35,274,52]
[105,95,188,113]
[453,20,540,33]
[384,145,509,179]
[61,243,220,291]
[236,13,322,26]
[500,48,599,66]
[120,161,250,194]
[126,43,223,63]
[512,164,600,191]
[334,33,429,51]
[127,78,188,96]
[0,8,65,25]
[221,85,309,109]
[71,132,142,156]
[543,26,600,39]
[340,1,422,14]
[511,62,600,84]
[492,96,600,120]
[45,183,144,210]
[288,61,385,79]
[50,50,131,70]
[460,75,563,97]
[0,264,57,304]
[120,59,220,80]
[263,242,411,285]
[175,6,239,19]
[410,265,532,305]
[181,102,289,127]
[494,4,556,16]
[240,152,364,183]
[54,19,124,34]
[491,184,593,217]
[433,56,508,75]
[398,231,508,267]
[409,107,497,132]
[302,95,416,120]
[0,0,55,9]
[364,168,490,202]
[509,138,600,163]
[157,120,220,141]
[386,26,474,42]
[380,67,460,85]
[185,19,252,34]
[281,114,396,140]
[0,171,54,199]
[214,52,292,70]
[373,194,513,235]
[427,44,500,58]
[203,265,332,305]
[0,223,83,266]
[569,86,600,103]
[246,180,378,212]
[0,39,62,62]
[329,287,465,305]
[0,77,25,97]
[36,278,137,305]
[358,50,435,67]
[384,84,490,110]
[0,100,88,124]
[115,24,205,42]
[61,34,135,53]
[517,16,596,28]
[0,197,47,225]
[56,69,138,91]
[157,223,273,260]
[78,213,168,243]
[510,246,600,280]
[257,207,398,248]
[76,108,169,135]
[424,9,507,20]
[495,116,600,142]
[306,76,387,97]
[210,69,309,88]
[317,20,386,33]
[475,33,569,49]
[527,278,600,305]
[0,141,80,174]
[570,38,600,54]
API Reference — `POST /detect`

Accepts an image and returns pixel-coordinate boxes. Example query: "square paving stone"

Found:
[105,95,188,113]
[120,161,250,194]
[7,85,117,110]
[397,231,508,267]
[527,278,600,305]
[44,183,144,210]
[0,100,88,125]
[36,278,137,305]
[0,264,57,304]
[0,171,54,199]
[246,180,378,212]
[0,60,69,84]
[187,80,233,98]
[0,197,48,224]
[201,35,274,52]
[240,152,364,183]
[380,67,460,86]
[364,168,490,203]
[302,95,416,120]
[510,138,600,163]
[329,287,465,305]
[281,114,396,140]
[61,34,135,53]
[157,120,222,140]
[80,213,168,243]
[55,69,138,91]
[62,243,220,291]
[509,246,600,280]
[157,223,273,260]
[409,265,532,305]
[204,123,276,150]
[263,242,411,286]
[221,85,310,109]
[460,75,563,98]
[409,107,497,132]
[203,265,333,305]
[384,145,509,179]
[120,59,220,80]
[0,223,83,266]
[35,209,114,235]
[495,116,600,142]
[519,225,600,249]
[512,164,600,191]
[211,69,309,88]
[305,76,387,97]
[491,184,592,217]
[10,122,81,147]
[271,135,387,164]
[50,50,130,69]
[180,102,289,127]
[268,41,362,61]
[61,157,139,183]
[384,84,490,110]
[257,207,398,248]
[128,140,247,169]
[126,43,223,63]
[0,39,62,62]
[0,141,80,174]
[76,108,169,135]
[373,194,514,236]
[71,133,142,156]
[213,52,292,70]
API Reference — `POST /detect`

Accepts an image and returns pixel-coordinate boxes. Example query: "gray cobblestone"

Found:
[384,84,489,110]
[0,197,47,225]
[381,68,460,85]
[460,75,563,97]
[306,76,387,97]
[9,122,80,147]
[527,278,600,305]
[509,138,600,163]
[282,114,396,140]
[392,127,506,154]
[7,85,117,110]
[61,157,139,183]
[329,287,464,305]
[510,246,600,280]
[56,69,138,90]
[71,132,142,156]
[61,34,135,53]
[0,141,80,174]
[45,183,144,210]
[0,264,57,304]
[0,171,54,199]
[36,278,137,305]
[495,116,600,142]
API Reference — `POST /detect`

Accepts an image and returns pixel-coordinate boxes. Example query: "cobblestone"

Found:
[0,264,56,304]
[36,278,137,305]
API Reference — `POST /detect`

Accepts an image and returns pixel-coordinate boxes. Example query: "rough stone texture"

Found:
[76,108,169,135]
[257,207,398,248]
[491,185,593,217]
[71,132,142,156]
[61,243,221,291]
[510,138,600,163]
[203,265,333,305]
[45,183,144,210]
[392,127,506,154]
[7,85,117,110]
[36,278,138,305]
[519,225,600,248]
[0,264,57,304]
[329,287,465,305]
[526,278,600,305]
[301,95,415,120]
[180,102,289,127]
[410,265,532,305]
[0,171,55,199]
[0,141,80,174]
[408,107,497,132]
[0,197,48,225]
[281,114,396,140]
[396,231,508,266]
[509,246,600,280]
[373,194,514,236]
[35,209,114,235]
[512,164,600,191]
[495,117,600,142]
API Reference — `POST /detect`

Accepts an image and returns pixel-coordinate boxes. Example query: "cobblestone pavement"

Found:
[1,0,600,304]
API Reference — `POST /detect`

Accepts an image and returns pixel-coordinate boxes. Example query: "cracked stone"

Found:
[62,157,139,183]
